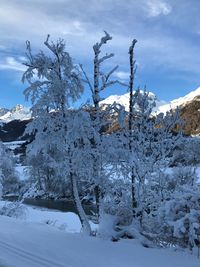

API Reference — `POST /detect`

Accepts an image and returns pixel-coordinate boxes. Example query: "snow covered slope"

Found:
[0,214,199,267]
[0,107,9,117]
[100,91,167,113]
[0,105,31,123]
[101,87,200,114]
[158,87,200,114]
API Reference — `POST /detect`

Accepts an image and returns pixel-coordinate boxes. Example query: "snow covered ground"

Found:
[15,165,29,181]
[0,214,199,267]
[0,201,82,233]
[0,202,199,267]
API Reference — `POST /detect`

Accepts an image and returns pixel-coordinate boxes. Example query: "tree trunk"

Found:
[94,184,101,221]
[129,39,138,216]
[70,172,92,235]
[93,49,101,222]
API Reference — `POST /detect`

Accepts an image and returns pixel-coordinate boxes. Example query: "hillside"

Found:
[101,87,200,135]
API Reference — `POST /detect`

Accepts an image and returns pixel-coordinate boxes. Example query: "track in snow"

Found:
[0,239,67,267]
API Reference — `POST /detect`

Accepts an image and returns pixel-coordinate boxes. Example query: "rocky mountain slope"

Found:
[101,87,200,135]
[179,95,200,135]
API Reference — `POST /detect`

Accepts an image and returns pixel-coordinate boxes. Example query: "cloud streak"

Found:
[0,57,25,72]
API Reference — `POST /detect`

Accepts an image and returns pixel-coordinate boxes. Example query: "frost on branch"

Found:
[22,35,83,117]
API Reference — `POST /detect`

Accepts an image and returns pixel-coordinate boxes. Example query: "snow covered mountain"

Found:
[101,87,200,136]
[1,87,200,124]
[0,104,31,123]
[101,87,200,115]
[0,87,200,140]
[157,87,200,114]
[0,107,9,117]
[100,91,167,114]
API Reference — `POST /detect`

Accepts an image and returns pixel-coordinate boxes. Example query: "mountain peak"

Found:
[11,104,24,113]
[100,91,167,113]
[0,105,31,123]
[101,87,200,115]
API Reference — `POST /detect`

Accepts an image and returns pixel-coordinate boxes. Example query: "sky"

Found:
[1,0,200,108]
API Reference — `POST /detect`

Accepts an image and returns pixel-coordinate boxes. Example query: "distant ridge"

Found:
[100,87,200,115]
[0,104,31,123]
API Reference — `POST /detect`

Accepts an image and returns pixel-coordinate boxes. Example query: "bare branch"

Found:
[93,31,112,54]
[99,65,118,90]
[25,40,34,63]
[99,65,128,91]
[105,65,119,81]
[100,31,112,47]
[100,79,127,91]
[26,40,31,55]
[44,34,53,52]
[79,64,93,93]
[98,53,114,64]
[129,39,137,55]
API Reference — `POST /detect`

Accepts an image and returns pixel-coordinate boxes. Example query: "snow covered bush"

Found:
[121,88,183,225]
[25,152,72,198]
[103,179,132,226]
[173,137,200,166]
[0,201,27,219]
[155,189,200,250]
[172,166,198,187]
[0,142,20,196]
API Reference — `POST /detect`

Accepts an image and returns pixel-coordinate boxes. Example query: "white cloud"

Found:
[0,57,25,72]
[114,71,130,80]
[0,0,199,82]
[0,2,89,46]
[146,0,172,17]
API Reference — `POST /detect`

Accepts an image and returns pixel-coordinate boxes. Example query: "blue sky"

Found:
[1,0,200,108]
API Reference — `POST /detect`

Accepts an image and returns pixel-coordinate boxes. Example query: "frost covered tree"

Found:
[128,39,138,215]
[63,109,97,234]
[127,91,182,224]
[124,39,183,225]
[22,35,92,234]
[80,31,124,221]
[156,187,200,251]
[25,150,71,197]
